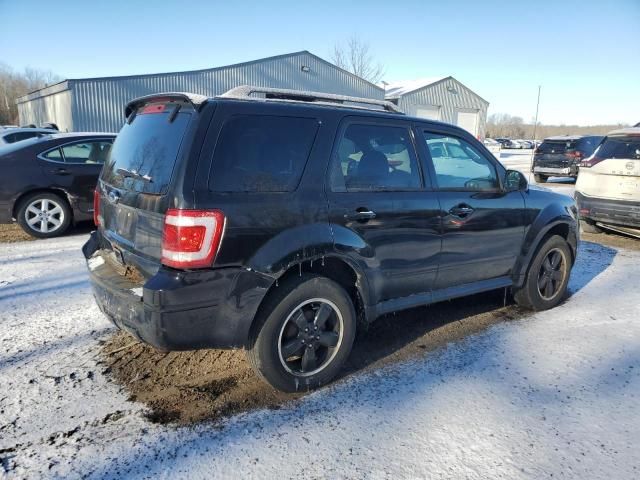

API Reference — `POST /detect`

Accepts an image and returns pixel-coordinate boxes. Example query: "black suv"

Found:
[0,133,115,237]
[532,135,603,183]
[84,87,579,392]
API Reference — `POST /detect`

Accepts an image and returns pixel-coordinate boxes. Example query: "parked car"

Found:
[532,135,603,183]
[483,138,501,147]
[0,132,115,238]
[496,138,521,149]
[519,140,534,149]
[483,138,501,158]
[0,127,57,145]
[575,127,640,236]
[84,87,579,392]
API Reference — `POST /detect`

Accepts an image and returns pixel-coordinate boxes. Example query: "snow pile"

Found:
[1,235,638,479]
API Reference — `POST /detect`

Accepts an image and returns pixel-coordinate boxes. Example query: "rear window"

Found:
[101,106,191,194]
[208,115,318,192]
[595,135,640,159]
[537,140,575,154]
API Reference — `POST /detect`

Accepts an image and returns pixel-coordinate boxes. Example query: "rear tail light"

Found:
[566,151,583,160]
[580,156,603,168]
[93,187,101,227]
[161,209,225,269]
[534,147,541,154]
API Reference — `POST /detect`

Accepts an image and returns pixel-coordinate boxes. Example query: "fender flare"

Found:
[512,206,578,287]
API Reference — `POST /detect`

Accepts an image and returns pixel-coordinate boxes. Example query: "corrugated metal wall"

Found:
[396,77,488,137]
[16,89,74,132]
[25,51,381,133]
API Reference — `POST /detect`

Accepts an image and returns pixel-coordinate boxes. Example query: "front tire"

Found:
[513,235,572,311]
[16,192,72,238]
[246,274,357,392]
[534,174,548,183]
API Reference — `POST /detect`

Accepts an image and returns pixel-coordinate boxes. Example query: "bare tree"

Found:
[486,112,629,139]
[0,64,62,125]
[332,37,385,84]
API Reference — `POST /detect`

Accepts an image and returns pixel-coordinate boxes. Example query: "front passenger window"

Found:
[423,132,498,191]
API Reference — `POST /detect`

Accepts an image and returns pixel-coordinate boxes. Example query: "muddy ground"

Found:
[99,231,639,426]
[0,224,33,242]
[0,221,94,243]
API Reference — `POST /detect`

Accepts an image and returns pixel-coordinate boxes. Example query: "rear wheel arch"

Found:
[247,255,368,347]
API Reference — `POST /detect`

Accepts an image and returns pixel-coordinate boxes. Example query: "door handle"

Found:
[52,167,71,175]
[344,208,377,222]
[449,204,474,218]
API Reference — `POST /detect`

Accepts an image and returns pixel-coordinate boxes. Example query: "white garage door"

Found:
[415,105,441,120]
[456,110,479,136]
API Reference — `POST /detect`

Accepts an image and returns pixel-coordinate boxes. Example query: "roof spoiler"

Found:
[220,85,403,113]
[124,92,209,118]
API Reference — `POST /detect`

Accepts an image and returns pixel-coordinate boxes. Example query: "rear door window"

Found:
[61,141,112,164]
[330,123,422,191]
[208,115,318,192]
[43,148,63,162]
[101,105,192,194]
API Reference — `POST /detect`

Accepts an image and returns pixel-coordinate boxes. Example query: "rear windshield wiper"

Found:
[116,167,153,183]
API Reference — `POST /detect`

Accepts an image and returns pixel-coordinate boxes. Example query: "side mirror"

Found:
[504,169,528,192]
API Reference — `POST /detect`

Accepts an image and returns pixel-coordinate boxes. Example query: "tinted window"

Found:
[102,108,191,194]
[61,141,112,164]
[423,132,498,191]
[330,123,422,191]
[43,148,63,161]
[595,136,640,159]
[576,136,603,155]
[209,115,318,192]
[13,131,42,142]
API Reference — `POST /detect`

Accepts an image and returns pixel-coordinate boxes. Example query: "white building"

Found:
[384,77,489,138]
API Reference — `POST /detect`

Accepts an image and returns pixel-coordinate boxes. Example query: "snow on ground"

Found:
[1,232,639,479]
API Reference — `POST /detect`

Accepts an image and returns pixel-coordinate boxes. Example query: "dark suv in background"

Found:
[532,135,603,183]
[84,87,578,392]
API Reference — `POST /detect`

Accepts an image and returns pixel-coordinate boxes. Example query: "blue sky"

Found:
[1,0,638,125]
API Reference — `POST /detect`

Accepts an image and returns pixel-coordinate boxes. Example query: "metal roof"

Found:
[17,51,384,104]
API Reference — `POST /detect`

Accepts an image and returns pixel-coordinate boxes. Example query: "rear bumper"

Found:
[532,161,577,177]
[83,231,272,351]
[576,191,640,229]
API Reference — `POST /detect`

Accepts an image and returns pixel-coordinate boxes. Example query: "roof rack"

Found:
[220,85,403,114]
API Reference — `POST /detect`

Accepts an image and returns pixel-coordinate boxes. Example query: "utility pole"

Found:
[529,85,541,183]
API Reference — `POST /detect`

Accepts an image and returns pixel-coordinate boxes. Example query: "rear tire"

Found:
[246,274,357,393]
[16,192,72,239]
[534,174,548,183]
[513,235,572,311]
[580,220,602,234]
